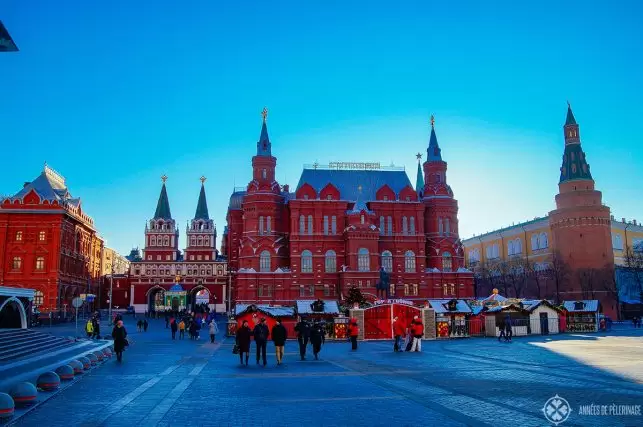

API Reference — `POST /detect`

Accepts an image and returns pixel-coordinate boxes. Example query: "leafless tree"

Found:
[502,258,529,298]
[623,246,643,295]
[544,252,571,304]
[578,268,599,299]
[523,258,546,299]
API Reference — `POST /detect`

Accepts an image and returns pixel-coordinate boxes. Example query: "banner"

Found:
[374,299,413,306]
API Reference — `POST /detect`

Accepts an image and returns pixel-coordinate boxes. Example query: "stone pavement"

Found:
[13,318,643,427]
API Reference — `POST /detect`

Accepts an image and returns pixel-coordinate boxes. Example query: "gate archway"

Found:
[363,303,421,340]
[0,297,27,329]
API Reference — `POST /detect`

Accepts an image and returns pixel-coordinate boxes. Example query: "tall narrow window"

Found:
[445,218,450,236]
[259,216,264,235]
[151,236,157,246]
[260,250,271,272]
[442,252,453,272]
[381,250,393,272]
[198,236,203,246]
[387,217,392,236]
[439,218,444,235]
[12,256,22,270]
[190,236,196,246]
[325,250,336,273]
[299,215,305,234]
[262,168,267,179]
[410,217,415,235]
[266,216,271,233]
[402,217,408,235]
[450,284,455,295]
[539,232,549,249]
[412,284,419,296]
[164,236,169,246]
[15,231,22,241]
[404,251,416,272]
[514,239,521,254]
[301,250,313,273]
[360,215,365,224]
[331,216,337,235]
[36,257,45,270]
[39,231,46,242]
[531,234,539,250]
[323,216,329,235]
[379,216,384,235]
[358,248,370,271]
[508,241,514,256]
[404,284,410,295]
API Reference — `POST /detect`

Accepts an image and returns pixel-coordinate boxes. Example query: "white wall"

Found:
[529,305,559,334]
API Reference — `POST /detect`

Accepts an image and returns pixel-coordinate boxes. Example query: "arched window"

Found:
[36,256,45,270]
[260,250,271,272]
[12,256,22,270]
[402,217,408,235]
[259,216,264,235]
[301,250,313,273]
[308,215,313,235]
[357,248,370,271]
[190,236,195,246]
[33,290,44,307]
[379,216,385,235]
[442,252,453,272]
[197,236,203,246]
[508,241,515,256]
[493,244,499,259]
[539,232,549,249]
[531,234,539,250]
[514,239,522,254]
[438,218,444,235]
[387,217,393,236]
[15,231,23,241]
[404,250,416,272]
[299,215,305,234]
[613,234,623,250]
[164,236,169,246]
[266,216,271,233]
[381,250,393,272]
[204,237,209,246]
[325,250,336,273]
[410,217,415,235]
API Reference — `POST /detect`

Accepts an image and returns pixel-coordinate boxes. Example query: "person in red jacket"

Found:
[348,318,359,350]
[410,316,424,352]
[393,316,406,352]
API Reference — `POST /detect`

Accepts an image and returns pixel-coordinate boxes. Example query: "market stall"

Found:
[230,304,297,337]
[427,299,473,338]
[165,284,187,311]
[295,299,342,338]
[563,300,600,332]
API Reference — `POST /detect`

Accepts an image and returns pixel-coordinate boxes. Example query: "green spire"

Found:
[194,177,210,220]
[153,176,172,220]
[415,153,424,197]
[565,102,577,126]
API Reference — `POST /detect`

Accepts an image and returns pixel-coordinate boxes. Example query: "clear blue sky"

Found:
[1,1,642,255]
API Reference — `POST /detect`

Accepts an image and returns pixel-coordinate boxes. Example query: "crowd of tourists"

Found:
[167,312,219,343]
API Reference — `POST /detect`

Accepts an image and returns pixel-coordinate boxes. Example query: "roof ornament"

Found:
[161,174,168,184]
[200,176,207,184]
[312,162,319,170]
[261,107,268,123]
[567,100,571,109]
[416,152,422,163]
[430,114,435,128]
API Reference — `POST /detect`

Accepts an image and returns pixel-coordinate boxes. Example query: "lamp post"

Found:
[108,264,114,323]
[227,269,235,315]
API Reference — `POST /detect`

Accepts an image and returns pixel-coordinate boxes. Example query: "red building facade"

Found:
[224,111,474,305]
[0,165,104,313]
[127,177,228,313]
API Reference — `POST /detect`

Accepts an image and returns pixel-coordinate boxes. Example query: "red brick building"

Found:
[0,165,104,313]
[127,177,228,314]
[224,112,474,305]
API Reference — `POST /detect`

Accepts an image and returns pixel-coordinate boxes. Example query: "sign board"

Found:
[374,299,413,306]
[328,162,381,170]
[72,297,83,308]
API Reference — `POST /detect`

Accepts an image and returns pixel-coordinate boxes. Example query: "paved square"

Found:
[14,318,643,426]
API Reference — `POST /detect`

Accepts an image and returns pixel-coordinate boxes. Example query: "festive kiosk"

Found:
[165,283,187,311]
[295,299,342,338]
[563,300,600,332]
[427,299,473,338]
[230,304,296,337]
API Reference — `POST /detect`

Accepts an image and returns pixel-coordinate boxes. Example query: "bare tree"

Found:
[578,268,599,299]
[544,252,571,304]
[623,245,643,296]
[503,257,529,298]
[523,258,545,300]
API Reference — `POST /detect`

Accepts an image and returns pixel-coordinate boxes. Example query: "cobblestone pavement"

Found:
[15,319,643,427]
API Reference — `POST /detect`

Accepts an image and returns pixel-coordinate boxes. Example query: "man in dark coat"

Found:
[236,320,252,366]
[310,322,325,360]
[170,318,178,339]
[271,317,287,365]
[294,316,311,361]
[111,320,128,362]
[253,317,270,366]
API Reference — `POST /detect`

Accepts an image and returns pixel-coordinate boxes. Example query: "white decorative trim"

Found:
[0,286,35,299]
[0,296,28,329]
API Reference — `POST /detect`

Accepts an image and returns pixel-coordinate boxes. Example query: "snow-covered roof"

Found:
[235,304,295,318]
[563,300,599,313]
[296,300,340,315]
[427,299,472,314]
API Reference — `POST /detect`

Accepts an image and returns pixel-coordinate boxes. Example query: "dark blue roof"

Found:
[154,183,172,220]
[194,184,209,220]
[296,168,412,201]
[228,191,246,210]
[427,127,442,161]
[257,121,271,156]
[565,105,577,126]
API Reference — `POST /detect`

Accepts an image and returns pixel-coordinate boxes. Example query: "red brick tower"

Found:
[422,115,464,271]
[548,104,615,316]
[184,177,217,262]
[142,176,180,262]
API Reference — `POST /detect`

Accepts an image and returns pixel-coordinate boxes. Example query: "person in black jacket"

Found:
[236,320,251,366]
[253,317,270,366]
[294,316,310,361]
[111,320,128,362]
[271,317,287,365]
[310,321,325,360]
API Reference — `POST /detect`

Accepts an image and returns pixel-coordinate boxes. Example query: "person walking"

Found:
[498,318,507,342]
[85,319,94,339]
[209,320,219,343]
[111,320,128,362]
[137,319,143,332]
[236,320,252,366]
[143,319,149,332]
[393,316,406,352]
[348,318,359,351]
[310,321,325,360]
[271,317,287,365]
[253,317,269,367]
[294,316,310,361]
[93,318,101,339]
[410,316,424,352]
[178,319,186,339]
[189,321,197,340]
[504,315,513,342]
[170,318,178,340]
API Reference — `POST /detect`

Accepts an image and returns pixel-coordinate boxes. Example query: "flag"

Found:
[0,21,19,52]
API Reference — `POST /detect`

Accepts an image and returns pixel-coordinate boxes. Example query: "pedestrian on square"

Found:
[143,319,148,332]
[310,321,325,360]
[178,319,185,339]
[253,317,269,366]
[504,315,512,342]
[348,318,359,351]
[410,316,424,352]
[393,316,406,352]
[85,319,94,339]
[112,320,128,362]
[236,320,252,366]
[94,319,101,339]
[137,319,143,332]
[498,318,506,342]
[170,318,178,339]
[271,317,287,365]
[209,320,219,343]
[189,321,197,340]
[294,316,311,360]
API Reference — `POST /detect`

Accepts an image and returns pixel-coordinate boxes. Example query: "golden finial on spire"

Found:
[200,176,207,184]
[416,152,422,162]
[261,107,268,122]
[430,114,435,128]
[161,174,168,183]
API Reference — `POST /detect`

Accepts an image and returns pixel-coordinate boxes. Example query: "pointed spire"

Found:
[257,107,271,156]
[153,175,172,220]
[415,153,424,197]
[565,101,577,126]
[427,114,442,161]
[194,176,210,220]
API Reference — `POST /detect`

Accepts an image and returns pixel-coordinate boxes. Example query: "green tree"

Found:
[344,286,367,307]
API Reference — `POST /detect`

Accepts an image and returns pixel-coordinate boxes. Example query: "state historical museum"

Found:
[224,111,474,304]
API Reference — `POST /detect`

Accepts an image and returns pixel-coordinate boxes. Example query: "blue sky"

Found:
[1,1,642,255]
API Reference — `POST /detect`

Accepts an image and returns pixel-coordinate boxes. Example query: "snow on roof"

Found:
[563,300,599,312]
[296,300,340,315]
[235,304,295,318]
[427,299,472,314]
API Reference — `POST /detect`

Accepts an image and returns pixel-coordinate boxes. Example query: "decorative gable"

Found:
[296,183,317,200]
[319,183,340,200]
[375,185,395,201]
[399,185,418,202]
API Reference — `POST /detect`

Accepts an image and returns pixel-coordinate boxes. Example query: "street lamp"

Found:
[0,21,18,52]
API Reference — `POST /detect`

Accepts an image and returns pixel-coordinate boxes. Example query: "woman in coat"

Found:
[236,320,252,366]
[310,322,325,360]
[111,320,128,362]
[271,318,287,365]
[348,318,359,351]
[209,320,219,343]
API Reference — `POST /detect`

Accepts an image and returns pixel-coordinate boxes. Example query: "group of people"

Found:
[234,316,362,366]
[85,315,101,339]
[136,319,149,332]
[498,315,513,342]
[168,315,219,343]
[392,315,425,352]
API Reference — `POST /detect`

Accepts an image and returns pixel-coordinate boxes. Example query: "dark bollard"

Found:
[9,382,37,407]
[36,372,61,391]
[93,351,104,362]
[55,365,74,381]
[69,360,83,374]
[86,353,98,366]
[78,356,91,370]
[0,392,14,421]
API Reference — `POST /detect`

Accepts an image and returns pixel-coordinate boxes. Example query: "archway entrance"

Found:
[148,288,165,314]
[191,288,210,313]
[171,297,180,312]
[0,298,27,329]
[363,303,421,339]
